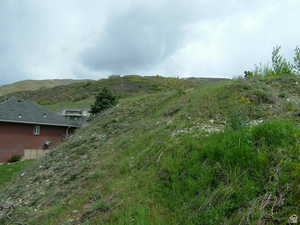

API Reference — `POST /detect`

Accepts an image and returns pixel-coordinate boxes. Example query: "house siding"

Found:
[0,122,69,162]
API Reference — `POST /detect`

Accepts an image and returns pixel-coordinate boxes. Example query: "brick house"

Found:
[0,97,80,162]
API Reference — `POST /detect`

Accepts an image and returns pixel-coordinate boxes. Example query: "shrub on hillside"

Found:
[7,155,22,163]
[226,109,249,130]
[243,70,254,79]
[90,87,118,115]
[251,120,298,148]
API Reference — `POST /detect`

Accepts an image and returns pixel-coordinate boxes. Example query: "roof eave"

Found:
[0,119,80,128]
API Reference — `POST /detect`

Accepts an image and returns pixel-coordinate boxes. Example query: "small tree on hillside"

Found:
[90,87,118,115]
[294,46,300,73]
[247,45,300,77]
[271,46,293,75]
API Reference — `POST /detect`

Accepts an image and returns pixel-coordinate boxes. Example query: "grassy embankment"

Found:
[0,75,299,224]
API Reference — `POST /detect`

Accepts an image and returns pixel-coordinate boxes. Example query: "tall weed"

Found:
[158,120,300,224]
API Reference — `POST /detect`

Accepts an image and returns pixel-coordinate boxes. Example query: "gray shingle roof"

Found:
[0,97,80,127]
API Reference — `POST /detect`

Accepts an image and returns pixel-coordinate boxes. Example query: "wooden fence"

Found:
[23,149,50,160]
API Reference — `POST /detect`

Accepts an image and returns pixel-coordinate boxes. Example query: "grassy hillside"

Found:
[1,75,228,111]
[0,79,89,96]
[0,161,32,188]
[0,75,299,224]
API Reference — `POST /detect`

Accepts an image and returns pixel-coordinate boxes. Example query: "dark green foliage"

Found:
[244,70,254,79]
[278,91,288,98]
[7,155,22,163]
[251,120,298,148]
[90,88,118,115]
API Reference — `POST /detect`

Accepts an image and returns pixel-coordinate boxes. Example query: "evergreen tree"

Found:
[90,87,118,115]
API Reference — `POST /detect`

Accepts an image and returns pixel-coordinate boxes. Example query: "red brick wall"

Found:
[0,122,69,162]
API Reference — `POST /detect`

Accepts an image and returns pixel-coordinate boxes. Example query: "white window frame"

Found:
[33,126,40,136]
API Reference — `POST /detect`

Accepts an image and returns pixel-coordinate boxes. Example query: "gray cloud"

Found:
[80,0,262,74]
[0,1,26,83]
[82,2,187,73]
[0,0,299,84]
[0,0,87,84]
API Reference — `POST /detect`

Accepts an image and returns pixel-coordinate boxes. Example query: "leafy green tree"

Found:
[248,45,300,77]
[294,46,300,73]
[271,46,293,75]
[90,87,118,115]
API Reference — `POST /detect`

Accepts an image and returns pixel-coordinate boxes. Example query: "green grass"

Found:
[0,160,33,188]
[0,76,300,224]
[155,120,300,224]
[45,98,94,111]
[86,119,299,225]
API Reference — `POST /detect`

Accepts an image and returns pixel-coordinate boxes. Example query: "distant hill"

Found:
[0,79,90,96]
[1,75,228,111]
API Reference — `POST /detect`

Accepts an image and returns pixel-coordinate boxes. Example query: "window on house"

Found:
[33,126,40,136]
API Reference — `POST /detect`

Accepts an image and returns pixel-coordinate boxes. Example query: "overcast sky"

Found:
[0,0,299,84]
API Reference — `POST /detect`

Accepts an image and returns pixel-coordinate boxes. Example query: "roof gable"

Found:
[0,97,80,127]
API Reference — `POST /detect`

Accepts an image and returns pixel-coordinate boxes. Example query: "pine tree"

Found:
[90,88,118,115]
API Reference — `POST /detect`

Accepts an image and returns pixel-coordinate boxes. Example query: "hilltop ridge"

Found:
[0,79,90,97]
[1,75,228,111]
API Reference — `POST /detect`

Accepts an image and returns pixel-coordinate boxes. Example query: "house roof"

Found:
[0,97,80,127]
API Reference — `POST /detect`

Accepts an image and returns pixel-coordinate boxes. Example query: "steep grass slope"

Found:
[0,76,299,225]
[0,79,89,96]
